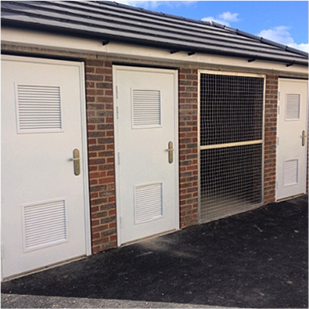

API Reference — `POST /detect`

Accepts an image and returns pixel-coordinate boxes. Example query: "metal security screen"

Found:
[199,72,264,222]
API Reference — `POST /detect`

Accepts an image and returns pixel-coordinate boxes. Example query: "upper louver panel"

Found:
[16,84,62,133]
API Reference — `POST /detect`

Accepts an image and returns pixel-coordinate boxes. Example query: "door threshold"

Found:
[120,229,178,247]
[2,255,87,282]
[276,193,307,203]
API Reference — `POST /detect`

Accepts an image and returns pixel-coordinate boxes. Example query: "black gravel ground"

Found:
[2,195,308,308]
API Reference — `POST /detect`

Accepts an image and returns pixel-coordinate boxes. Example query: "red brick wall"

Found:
[84,65,281,253]
[83,66,280,253]
[264,75,278,204]
[85,59,117,253]
[178,68,199,228]
[84,63,201,253]
[1,43,307,258]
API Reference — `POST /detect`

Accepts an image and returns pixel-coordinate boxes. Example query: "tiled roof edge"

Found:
[100,0,213,27]
[218,24,308,58]
[103,1,308,58]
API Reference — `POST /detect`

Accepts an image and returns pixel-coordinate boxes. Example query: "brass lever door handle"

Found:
[302,130,307,147]
[167,141,174,164]
[70,149,80,175]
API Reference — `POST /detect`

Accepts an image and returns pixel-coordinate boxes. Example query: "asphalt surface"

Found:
[2,195,308,308]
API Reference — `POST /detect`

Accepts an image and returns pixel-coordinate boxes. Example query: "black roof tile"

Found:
[1,0,308,66]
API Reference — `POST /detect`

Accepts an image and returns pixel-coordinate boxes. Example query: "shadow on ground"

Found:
[2,195,308,308]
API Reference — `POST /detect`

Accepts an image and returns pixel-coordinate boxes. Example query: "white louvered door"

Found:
[1,56,89,279]
[114,66,179,245]
[276,79,308,200]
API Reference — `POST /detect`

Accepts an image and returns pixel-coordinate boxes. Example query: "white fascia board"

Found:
[2,27,308,75]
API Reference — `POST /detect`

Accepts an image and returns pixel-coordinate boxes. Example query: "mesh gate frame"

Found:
[198,70,266,223]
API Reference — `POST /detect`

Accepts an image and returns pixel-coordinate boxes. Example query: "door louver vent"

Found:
[135,183,163,224]
[17,85,62,132]
[286,94,300,120]
[284,160,299,186]
[23,199,67,251]
[132,89,161,127]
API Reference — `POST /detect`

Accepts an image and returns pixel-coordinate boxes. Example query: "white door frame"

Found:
[276,78,308,201]
[1,55,92,277]
[113,65,179,246]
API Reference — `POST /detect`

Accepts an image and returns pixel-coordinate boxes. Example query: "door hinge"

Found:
[276,181,278,189]
[116,85,119,99]
[118,152,120,165]
[119,216,122,229]
[277,105,280,115]
[278,91,280,101]
[116,106,119,119]
[276,137,279,145]
[1,243,4,260]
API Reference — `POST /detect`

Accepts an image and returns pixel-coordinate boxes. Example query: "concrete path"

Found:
[2,294,237,308]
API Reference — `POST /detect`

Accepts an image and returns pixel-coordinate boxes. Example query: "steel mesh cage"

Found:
[199,72,264,222]
[200,74,264,146]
